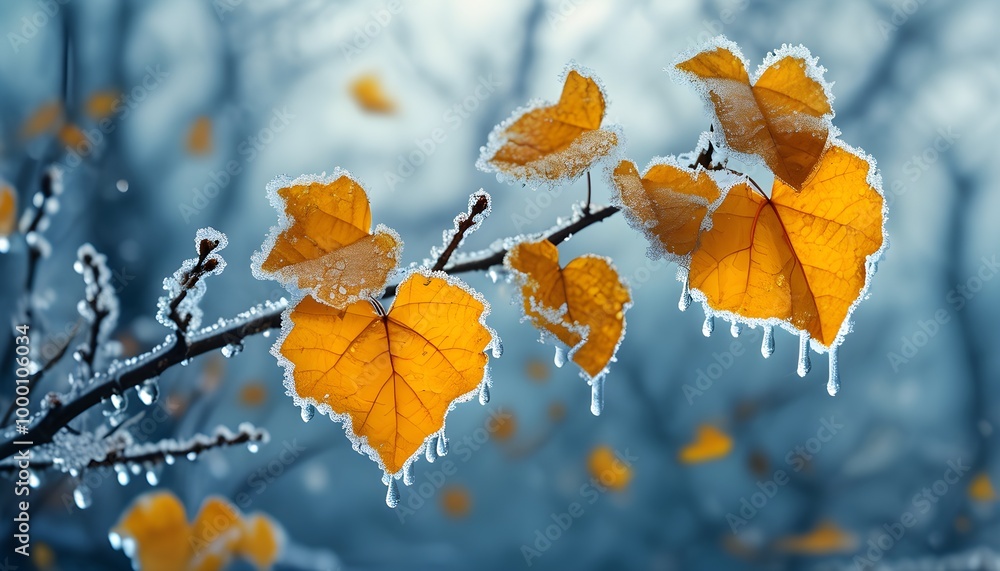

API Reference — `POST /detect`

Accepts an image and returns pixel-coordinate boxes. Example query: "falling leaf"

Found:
[58,124,88,152]
[969,472,997,502]
[276,271,496,476]
[20,101,63,139]
[524,357,550,382]
[587,445,632,491]
[611,157,722,260]
[675,40,832,189]
[678,424,733,464]
[775,521,857,554]
[186,116,213,155]
[506,239,631,381]
[440,485,472,518]
[239,380,268,407]
[349,73,397,114]
[489,410,517,442]
[687,144,885,348]
[477,66,619,188]
[86,89,120,119]
[252,171,403,309]
[112,491,283,571]
[0,185,17,237]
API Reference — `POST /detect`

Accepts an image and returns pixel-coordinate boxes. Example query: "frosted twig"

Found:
[431,192,491,272]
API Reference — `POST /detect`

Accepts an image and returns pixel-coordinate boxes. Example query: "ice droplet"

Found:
[797,331,812,377]
[164,454,175,465]
[110,392,127,410]
[221,342,243,358]
[730,322,742,338]
[678,281,692,311]
[827,347,840,396]
[385,477,400,508]
[702,314,714,337]
[491,338,503,358]
[247,441,259,453]
[553,345,566,368]
[73,484,92,509]
[402,462,414,486]
[478,383,490,405]
[590,376,605,416]
[115,464,130,486]
[137,379,159,405]
[28,469,40,488]
[300,404,316,423]
[108,531,122,550]
[186,451,197,461]
[436,435,449,457]
[145,464,162,486]
[425,437,437,463]
[761,326,774,358]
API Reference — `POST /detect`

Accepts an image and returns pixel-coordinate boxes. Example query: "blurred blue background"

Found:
[1,0,999,569]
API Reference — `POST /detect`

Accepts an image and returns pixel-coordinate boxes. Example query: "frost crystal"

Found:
[156,227,228,332]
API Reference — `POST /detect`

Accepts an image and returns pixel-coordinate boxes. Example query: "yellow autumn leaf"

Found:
[349,73,397,114]
[588,445,632,491]
[678,424,733,464]
[0,185,17,237]
[775,520,857,554]
[86,89,120,119]
[20,101,63,139]
[277,271,495,475]
[186,116,213,155]
[252,172,402,308]
[969,472,997,502]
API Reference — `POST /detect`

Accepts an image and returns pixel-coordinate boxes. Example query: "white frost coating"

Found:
[428,189,492,266]
[269,268,500,485]
[249,168,404,307]
[475,61,623,191]
[797,331,812,377]
[75,244,120,345]
[156,227,228,332]
[668,36,837,184]
[730,322,742,337]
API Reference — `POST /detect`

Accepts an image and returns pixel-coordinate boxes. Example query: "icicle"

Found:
[730,322,742,337]
[300,404,316,423]
[436,435,449,457]
[108,531,122,550]
[478,383,490,405]
[678,281,692,311]
[137,379,159,405]
[73,484,92,509]
[247,441,260,453]
[553,346,566,368]
[402,462,414,486]
[385,477,400,508]
[590,376,605,416]
[115,464,130,486]
[797,332,812,377]
[827,347,840,396]
[145,464,162,486]
[761,326,774,358]
[702,314,714,337]
[425,437,437,463]
[491,338,503,358]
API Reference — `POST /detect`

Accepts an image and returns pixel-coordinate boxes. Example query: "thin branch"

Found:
[0,319,81,426]
[431,192,491,272]
[167,238,222,336]
[584,171,592,215]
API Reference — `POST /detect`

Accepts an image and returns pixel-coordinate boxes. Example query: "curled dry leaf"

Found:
[252,171,402,308]
[675,40,832,189]
[276,271,495,476]
[477,65,618,188]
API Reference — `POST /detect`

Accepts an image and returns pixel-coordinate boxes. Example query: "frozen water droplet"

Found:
[262,330,271,338]
[110,392,127,410]
[180,359,191,367]
[797,332,812,377]
[436,435,449,457]
[761,326,774,358]
[553,346,566,368]
[116,179,129,193]
[221,342,243,358]
[130,463,143,475]
[478,383,490,405]
[425,437,437,463]
[28,469,40,488]
[827,347,840,396]
[145,464,162,486]
[385,477,400,508]
[186,451,197,461]
[403,462,414,486]
[702,314,714,337]
[730,322,742,337]
[137,379,159,405]
[491,338,503,358]
[115,464,130,486]
[108,531,122,550]
[73,484,92,509]
[590,376,605,416]
[678,281,692,311]
[164,454,175,465]
[247,441,259,453]
[300,404,316,423]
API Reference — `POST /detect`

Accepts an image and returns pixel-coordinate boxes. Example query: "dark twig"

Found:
[431,192,491,272]
[77,250,112,375]
[167,238,222,336]
[0,319,80,426]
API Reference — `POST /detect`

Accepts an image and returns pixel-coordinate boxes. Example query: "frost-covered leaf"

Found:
[505,239,631,412]
[674,38,833,190]
[252,170,402,309]
[274,271,497,478]
[349,73,397,114]
[678,424,732,464]
[477,64,619,189]
[111,491,284,571]
[687,143,885,350]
